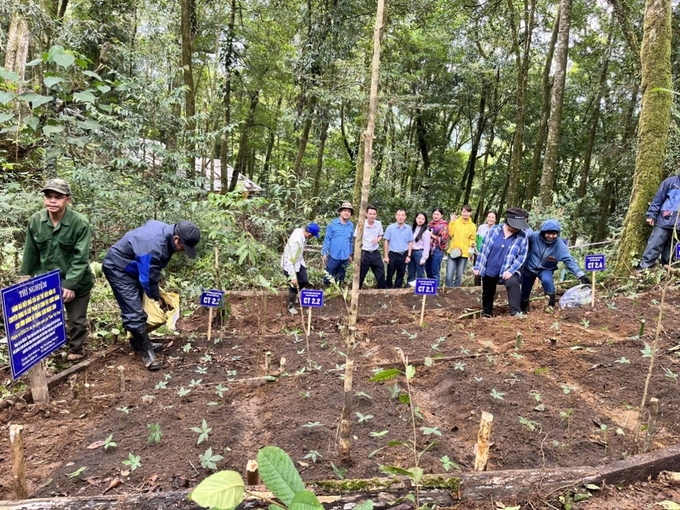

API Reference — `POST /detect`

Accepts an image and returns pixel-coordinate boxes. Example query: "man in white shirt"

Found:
[281,223,320,314]
[356,205,385,288]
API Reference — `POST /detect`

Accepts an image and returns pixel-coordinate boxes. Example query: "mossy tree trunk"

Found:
[615,0,672,273]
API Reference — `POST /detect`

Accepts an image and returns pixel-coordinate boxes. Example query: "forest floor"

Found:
[2,279,680,509]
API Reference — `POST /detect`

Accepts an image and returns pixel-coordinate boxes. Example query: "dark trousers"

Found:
[640,226,674,268]
[482,273,521,316]
[65,292,90,352]
[324,256,348,285]
[103,262,147,332]
[359,250,385,289]
[386,251,407,288]
[284,266,309,305]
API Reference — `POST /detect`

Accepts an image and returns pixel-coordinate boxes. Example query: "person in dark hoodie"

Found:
[103,220,200,370]
[520,219,590,312]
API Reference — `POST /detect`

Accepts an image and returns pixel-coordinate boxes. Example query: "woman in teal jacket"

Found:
[520,219,590,312]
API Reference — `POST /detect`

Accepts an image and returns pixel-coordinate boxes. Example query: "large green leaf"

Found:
[379,465,413,477]
[0,67,20,82]
[18,92,53,109]
[289,490,323,510]
[97,84,111,94]
[66,136,90,147]
[73,90,96,103]
[44,76,65,88]
[82,70,102,80]
[52,50,76,68]
[43,124,65,136]
[0,112,15,123]
[77,119,100,130]
[257,446,304,506]
[0,90,13,105]
[189,470,245,510]
[368,368,401,382]
[25,116,39,131]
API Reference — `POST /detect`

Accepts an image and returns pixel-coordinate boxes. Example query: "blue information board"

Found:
[584,254,606,271]
[1,269,66,379]
[300,289,324,308]
[414,278,438,296]
[200,290,225,308]
[676,243,680,259]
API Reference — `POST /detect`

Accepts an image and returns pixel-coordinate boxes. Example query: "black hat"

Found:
[175,221,201,258]
[505,207,530,230]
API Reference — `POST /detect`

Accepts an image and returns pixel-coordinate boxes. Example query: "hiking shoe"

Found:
[287,305,298,315]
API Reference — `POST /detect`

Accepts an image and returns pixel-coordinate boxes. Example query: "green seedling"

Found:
[370,430,388,437]
[600,424,609,453]
[640,343,655,358]
[182,342,192,353]
[454,362,466,371]
[519,416,540,432]
[300,390,310,398]
[490,388,505,400]
[303,450,322,463]
[459,346,470,355]
[663,367,678,382]
[424,357,433,367]
[560,409,574,430]
[302,421,323,428]
[103,434,117,450]
[215,383,229,398]
[561,384,573,395]
[615,357,631,364]
[116,406,131,414]
[431,336,446,350]
[199,447,224,470]
[439,455,460,472]
[191,419,213,445]
[580,318,590,329]
[420,426,441,437]
[189,378,203,387]
[178,387,191,397]
[201,354,213,363]
[531,391,545,412]
[515,332,522,350]
[155,380,168,390]
[400,329,418,340]
[147,423,162,443]
[356,412,374,424]
[388,383,401,399]
[331,462,346,479]
[509,352,523,360]
[354,391,372,400]
[196,366,208,375]
[122,453,141,471]
[66,466,87,478]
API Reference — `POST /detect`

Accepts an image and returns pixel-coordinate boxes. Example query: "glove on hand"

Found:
[579,275,592,285]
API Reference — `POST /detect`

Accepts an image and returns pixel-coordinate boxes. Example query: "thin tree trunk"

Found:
[292,96,317,180]
[609,0,642,73]
[463,88,488,205]
[5,15,30,81]
[181,0,196,179]
[526,7,559,209]
[311,115,330,215]
[220,0,237,192]
[339,0,384,462]
[615,0,671,273]
[230,90,259,191]
[506,0,537,207]
[539,0,573,207]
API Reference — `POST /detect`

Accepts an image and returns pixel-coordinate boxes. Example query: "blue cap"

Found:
[307,223,320,238]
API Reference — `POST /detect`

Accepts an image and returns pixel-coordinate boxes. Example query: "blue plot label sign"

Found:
[200,290,225,308]
[1,269,66,379]
[676,243,680,260]
[300,289,324,308]
[584,254,606,272]
[414,278,438,296]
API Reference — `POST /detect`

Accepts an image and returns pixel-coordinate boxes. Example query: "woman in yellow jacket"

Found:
[445,205,477,287]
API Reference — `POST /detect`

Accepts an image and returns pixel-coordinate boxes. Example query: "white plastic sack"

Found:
[559,284,592,309]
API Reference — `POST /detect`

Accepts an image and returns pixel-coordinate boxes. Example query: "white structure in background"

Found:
[195,158,263,194]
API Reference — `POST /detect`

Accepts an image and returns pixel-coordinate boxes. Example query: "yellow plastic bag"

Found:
[126,289,180,339]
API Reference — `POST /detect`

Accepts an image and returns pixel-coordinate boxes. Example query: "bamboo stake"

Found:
[9,424,27,500]
[644,397,659,453]
[118,366,125,392]
[246,459,259,485]
[419,295,427,327]
[338,0,385,461]
[474,412,493,471]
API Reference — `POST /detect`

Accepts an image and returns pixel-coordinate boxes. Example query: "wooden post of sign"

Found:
[591,270,596,308]
[206,246,220,344]
[419,295,427,327]
[474,411,494,471]
[27,361,49,404]
[306,307,313,368]
[9,424,27,500]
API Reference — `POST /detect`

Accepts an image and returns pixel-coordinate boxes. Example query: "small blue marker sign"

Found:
[1,269,66,379]
[676,243,680,260]
[200,290,225,308]
[584,254,606,272]
[414,278,438,296]
[300,289,324,308]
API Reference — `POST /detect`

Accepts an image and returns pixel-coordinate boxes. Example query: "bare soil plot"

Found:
[1,286,680,508]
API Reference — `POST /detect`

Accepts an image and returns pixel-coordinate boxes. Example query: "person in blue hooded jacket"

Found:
[103,220,200,370]
[520,219,590,312]
[638,175,680,270]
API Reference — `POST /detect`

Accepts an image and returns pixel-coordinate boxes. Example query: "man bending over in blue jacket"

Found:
[520,219,590,313]
[103,220,200,370]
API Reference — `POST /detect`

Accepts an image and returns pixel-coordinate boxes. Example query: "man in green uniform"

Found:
[20,178,94,360]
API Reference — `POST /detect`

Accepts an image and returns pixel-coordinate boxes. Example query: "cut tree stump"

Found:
[4,443,680,508]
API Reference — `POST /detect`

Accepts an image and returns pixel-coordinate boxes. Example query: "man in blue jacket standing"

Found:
[638,175,680,270]
[322,202,354,286]
[520,219,590,312]
[103,220,200,370]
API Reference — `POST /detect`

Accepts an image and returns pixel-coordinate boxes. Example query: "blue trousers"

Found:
[425,248,444,283]
[407,249,426,283]
[640,226,674,268]
[324,256,348,285]
[445,256,468,287]
[521,269,555,302]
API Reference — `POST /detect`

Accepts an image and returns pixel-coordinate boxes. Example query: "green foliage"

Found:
[122,453,142,471]
[199,447,224,471]
[191,419,212,445]
[147,423,162,444]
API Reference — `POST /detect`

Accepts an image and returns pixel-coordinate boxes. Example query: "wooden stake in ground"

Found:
[338,0,385,461]
[246,459,259,485]
[591,270,596,307]
[118,366,125,392]
[419,295,427,327]
[27,361,49,404]
[9,424,27,500]
[474,412,493,471]
[644,397,659,453]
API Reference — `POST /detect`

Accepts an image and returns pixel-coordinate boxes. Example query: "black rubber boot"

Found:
[547,293,556,307]
[520,300,530,313]
[130,329,161,371]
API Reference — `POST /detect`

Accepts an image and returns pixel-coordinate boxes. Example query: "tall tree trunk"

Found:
[463,88,488,205]
[292,96,317,180]
[506,0,537,207]
[539,0,573,207]
[526,7,559,209]
[609,0,642,73]
[220,0,237,192]
[5,15,30,81]
[230,90,259,191]
[261,97,283,187]
[311,115,330,216]
[615,0,671,273]
[339,0,384,462]
[415,109,430,176]
[181,0,196,179]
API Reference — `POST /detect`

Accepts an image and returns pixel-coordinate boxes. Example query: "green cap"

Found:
[41,178,71,196]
